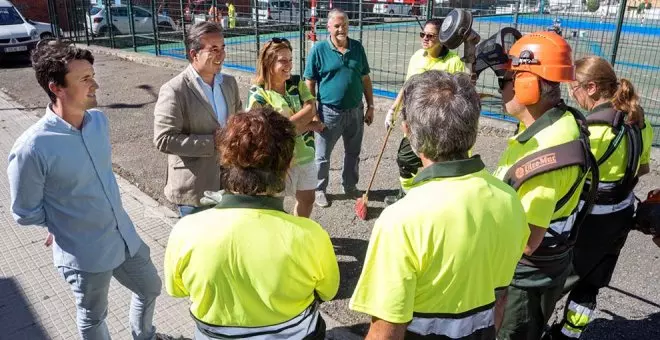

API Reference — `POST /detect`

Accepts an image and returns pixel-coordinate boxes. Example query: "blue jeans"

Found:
[58,242,162,340]
[315,103,365,192]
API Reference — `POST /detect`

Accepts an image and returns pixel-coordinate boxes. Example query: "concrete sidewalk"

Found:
[0,91,360,340]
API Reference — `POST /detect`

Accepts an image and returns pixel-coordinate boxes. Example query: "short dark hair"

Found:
[424,18,443,31]
[185,21,223,60]
[216,108,296,195]
[401,71,480,161]
[30,40,94,103]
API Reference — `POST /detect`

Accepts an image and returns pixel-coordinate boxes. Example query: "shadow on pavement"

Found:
[103,84,158,109]
[0,55,31,69]
[0,277,49,338]
[326,323,370,339]
[583,312,660,340]
[331,237,369,300]
[607,285,660,309]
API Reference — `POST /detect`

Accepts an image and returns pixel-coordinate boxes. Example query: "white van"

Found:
[0,0,39,60]
[252,0,309,24]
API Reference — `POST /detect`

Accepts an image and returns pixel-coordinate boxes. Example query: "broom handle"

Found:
[364,126,393,197]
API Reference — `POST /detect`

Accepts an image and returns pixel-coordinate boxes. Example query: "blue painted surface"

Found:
[477,14,660,36]
[586,41,660,71]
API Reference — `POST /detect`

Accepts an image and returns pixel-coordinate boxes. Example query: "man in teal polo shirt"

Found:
[304,8,375,207]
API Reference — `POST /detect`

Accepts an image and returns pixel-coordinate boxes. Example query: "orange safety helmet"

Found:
[507,31,575,105]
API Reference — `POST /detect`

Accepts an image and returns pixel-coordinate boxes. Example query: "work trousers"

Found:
[498,255,572,340]
[58,242,162,340]
[554,205,634,339]
[396,136,422,194]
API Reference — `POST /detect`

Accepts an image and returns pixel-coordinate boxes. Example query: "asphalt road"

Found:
[1,52,659,339]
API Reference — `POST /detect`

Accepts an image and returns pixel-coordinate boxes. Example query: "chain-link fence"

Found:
[47,0,660,146]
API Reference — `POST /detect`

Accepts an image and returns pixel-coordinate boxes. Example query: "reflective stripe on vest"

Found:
[542,205,580,247]
[195,303,319,339]
[407,306,494,339]
[588,182,635,215]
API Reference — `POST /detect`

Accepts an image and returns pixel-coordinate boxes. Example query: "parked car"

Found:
[0,0,38,60]
[86,4,177,36]
[27,19,64,40]
[252,0,310,24]
[315,0,364,19]
[372,2,413,16]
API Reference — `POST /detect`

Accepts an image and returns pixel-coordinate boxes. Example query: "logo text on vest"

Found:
[515,153,558,179]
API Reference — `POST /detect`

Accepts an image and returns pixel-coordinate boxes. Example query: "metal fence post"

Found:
[104,0,116,48]
[358,0,363,43]
[151,0,161,55]
[254,0,260,57]
[51,0,61,39]
[74,0,81,41]
[66,0,77,41]
[513,0,521,29]
[46,0,55,37]
[127,0,137,52]
[426,0,433,19]
[179,0,188,57]
[610,0,628,66]
[82,0,90,45]
[299,0,305,75]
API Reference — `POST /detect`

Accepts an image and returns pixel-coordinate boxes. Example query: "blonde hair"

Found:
[575,56,644,127]
[253,40,292,88]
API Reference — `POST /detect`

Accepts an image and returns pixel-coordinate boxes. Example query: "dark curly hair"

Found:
[216,108,296,195]
[30,40,94,103]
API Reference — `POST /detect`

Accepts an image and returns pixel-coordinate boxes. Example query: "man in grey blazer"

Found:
[154,22,242,216]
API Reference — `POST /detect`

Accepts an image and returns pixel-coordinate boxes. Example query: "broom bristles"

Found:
[355,195,368,220]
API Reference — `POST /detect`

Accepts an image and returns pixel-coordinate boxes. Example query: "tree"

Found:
[587,0,600,12]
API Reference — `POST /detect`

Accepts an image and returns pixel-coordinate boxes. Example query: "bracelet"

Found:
[368,104,375,109]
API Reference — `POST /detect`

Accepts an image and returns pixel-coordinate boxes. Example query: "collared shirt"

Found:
[8,106,142,273]
[493,107,584,230]
[194,70,228,125]
[350,156,528,335]
[303,37,370,110]
[405,48,465,81]
[164,193,339,326]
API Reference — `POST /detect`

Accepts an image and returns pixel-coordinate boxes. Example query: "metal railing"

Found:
[48,0,660,146]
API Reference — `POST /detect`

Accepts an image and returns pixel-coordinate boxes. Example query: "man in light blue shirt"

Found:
[194,71,228,124]
[8,41,168,340]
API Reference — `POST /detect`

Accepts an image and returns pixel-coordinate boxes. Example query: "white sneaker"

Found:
[315,191,329,207]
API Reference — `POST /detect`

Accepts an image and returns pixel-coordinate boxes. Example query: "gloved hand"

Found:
[385,107,396,129]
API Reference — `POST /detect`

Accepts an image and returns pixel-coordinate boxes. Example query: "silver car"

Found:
[86,4,177,36]
[0,0,38,60]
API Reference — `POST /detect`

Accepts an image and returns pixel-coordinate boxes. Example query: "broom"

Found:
[355,126,394,220]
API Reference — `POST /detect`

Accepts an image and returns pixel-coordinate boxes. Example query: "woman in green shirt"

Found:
[248,38,324,218]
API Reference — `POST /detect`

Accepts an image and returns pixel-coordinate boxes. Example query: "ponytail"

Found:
[612,78,645,127]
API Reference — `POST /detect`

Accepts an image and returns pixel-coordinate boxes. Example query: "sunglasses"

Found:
[419,32,437,39]
[498,77,514,90]
[271,37,290,44]
[265,37,292,51]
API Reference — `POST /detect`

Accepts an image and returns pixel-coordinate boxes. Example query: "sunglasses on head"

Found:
[419,32,437,39]
[271,37,289,44]
[265,37,292,52]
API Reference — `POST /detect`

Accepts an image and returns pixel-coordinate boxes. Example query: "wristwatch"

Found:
[367,104,375,109]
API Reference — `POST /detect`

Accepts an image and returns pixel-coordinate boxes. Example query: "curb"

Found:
[77,43,518,138]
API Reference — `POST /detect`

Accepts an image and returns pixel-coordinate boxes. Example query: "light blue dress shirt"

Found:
[7,106,142,273]
[194,70,228,125]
